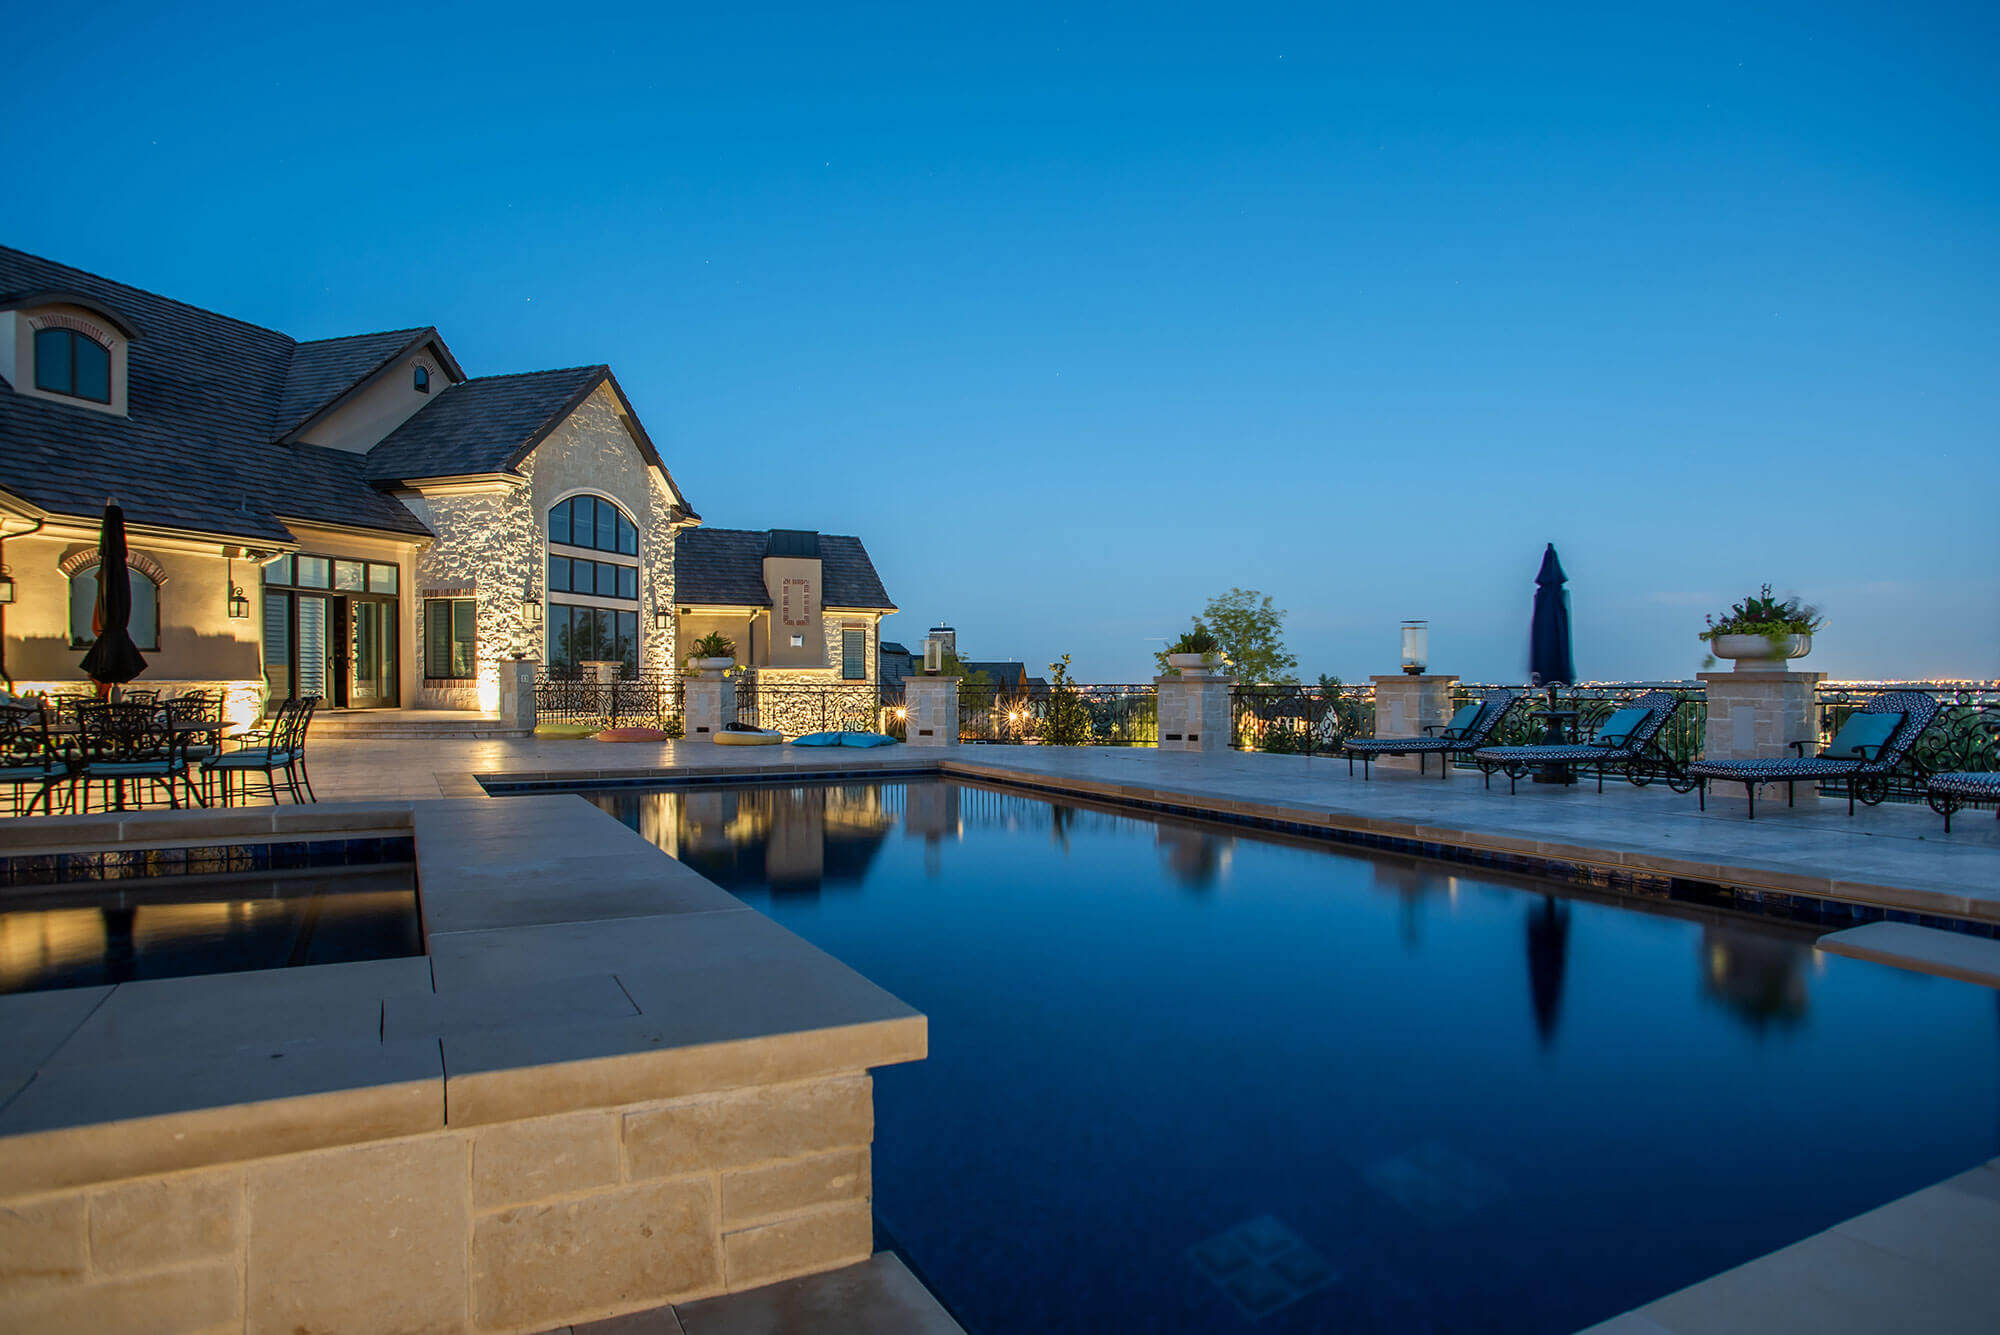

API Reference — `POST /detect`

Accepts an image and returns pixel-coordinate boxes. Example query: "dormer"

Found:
[279,328,465,453]
[0,291,138,416]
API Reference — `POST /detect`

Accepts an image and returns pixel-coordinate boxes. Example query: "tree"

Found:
[1156,588,1298,683]
[1042,655,1096,745]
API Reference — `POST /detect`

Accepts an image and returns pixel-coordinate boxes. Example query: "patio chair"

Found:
[0,702,71,817]
[1688,691,1941,820]
[75,700,194,811]
[1472,690,1694,795]
[164,692,223,801]
[1342,692,1518,779]
[1925,771,2000,834]
[203,697,319,805]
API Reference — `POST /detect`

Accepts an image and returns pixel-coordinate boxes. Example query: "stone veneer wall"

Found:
[405,384,683,709]
[0,1074,876,1334]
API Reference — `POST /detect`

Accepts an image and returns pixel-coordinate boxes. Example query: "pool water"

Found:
[0,867,423,994]
[587,779,2000,1335]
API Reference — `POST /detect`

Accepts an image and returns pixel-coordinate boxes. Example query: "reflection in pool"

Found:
[584,779,2000,1334]
[0,867,422,994]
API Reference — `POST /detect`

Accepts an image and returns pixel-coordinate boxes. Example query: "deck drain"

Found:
[1188,1215,1337,1320]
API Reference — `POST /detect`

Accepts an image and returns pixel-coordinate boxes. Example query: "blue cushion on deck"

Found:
[790,732,843,747]
[837,732,899,748]
[1825,712,1901,761]
[203,750,297,770]
[1439,704,1482,737]
[1593,707,1651,749]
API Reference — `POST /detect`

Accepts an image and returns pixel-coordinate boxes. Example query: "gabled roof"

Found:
[364,366,607,483]
[673,528,896,611]
[880,641,912,657]
[274,327,463,442]
[0,245,428,543]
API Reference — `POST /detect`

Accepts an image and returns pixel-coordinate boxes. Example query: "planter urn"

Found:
[1711,633,1812,669]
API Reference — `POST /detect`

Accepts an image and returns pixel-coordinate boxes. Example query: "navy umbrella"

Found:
[79,500,148,695]
[1528,543,1575,688]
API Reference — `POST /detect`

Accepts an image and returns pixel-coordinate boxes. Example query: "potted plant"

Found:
[689,631,737,673]
[1700,585,1823,669]
[1164,626,1224,676]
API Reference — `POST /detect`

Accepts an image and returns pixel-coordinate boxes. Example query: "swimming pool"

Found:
[583,777,1999,1334]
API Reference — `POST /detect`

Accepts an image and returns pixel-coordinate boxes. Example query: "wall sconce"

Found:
[654,609,669,630]
[0,569,13,605]
[225,552,250,618]
[522,598,543,627]
[1400,620,1429,675]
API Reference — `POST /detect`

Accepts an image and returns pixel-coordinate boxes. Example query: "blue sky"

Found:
[6,2,1995,681]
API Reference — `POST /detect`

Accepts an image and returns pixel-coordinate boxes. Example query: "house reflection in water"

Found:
[608,785,896,899]
[1154,826,1233,891]
[1701,924,1812,1030]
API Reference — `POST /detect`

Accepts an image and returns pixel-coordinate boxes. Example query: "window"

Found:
[545,605,638,677]
[414,365,430,394]
[367,563,399,594]
[424,598,476,679]
[69,568,160,650]
[548,495,638,556]
[841,628,866,680]
[34,328,111,403]
[295,556,330,589]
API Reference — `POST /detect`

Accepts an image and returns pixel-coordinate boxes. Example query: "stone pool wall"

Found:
[0,1072,878,1333]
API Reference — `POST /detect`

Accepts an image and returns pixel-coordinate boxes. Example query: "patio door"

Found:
[347,598,398,708]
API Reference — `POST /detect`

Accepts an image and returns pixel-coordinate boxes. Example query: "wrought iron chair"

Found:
[203,697,319,805]
[75,700,194,811]
[1926,771,2000,834]
[1342,692,1518,779]
[1687,690,1942,820]
[0,702,72,817]
[163,692,223,801]
[1473,691,1694,795]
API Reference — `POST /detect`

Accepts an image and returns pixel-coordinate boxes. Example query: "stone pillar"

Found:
[1698,669,1825,802]
[904,675,959,747]
[1368,674,1461,775]
[1155,670,1233,752]
[684,670,735,738]
[496,659,537,729]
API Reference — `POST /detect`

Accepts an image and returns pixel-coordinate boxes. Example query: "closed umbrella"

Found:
[79,500,148,696]
[1528,543,1574,688]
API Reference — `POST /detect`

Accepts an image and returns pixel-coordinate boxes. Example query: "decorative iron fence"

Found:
[534,674,683,729]
[875,682,1157,745]
[736,683,882,736]
[1449,682,1709,767]
[1230,685,1375,755]
[1811,682,2000,801]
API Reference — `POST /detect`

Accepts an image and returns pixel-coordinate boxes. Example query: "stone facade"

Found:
[1698,668,1826,800]
[1368,674,1461,775]
[0,1074,878,1334]
[1155,672,1232,752]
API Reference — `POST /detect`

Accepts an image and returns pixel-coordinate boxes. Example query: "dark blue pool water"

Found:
[587,779,2000,1335]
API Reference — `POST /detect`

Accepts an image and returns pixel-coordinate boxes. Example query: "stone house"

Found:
[0,246,893,719]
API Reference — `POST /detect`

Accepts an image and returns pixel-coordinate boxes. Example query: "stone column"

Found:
[684,670,735,738]
[1697,668,1824,802]
[1155,670,1233,752]
[903,676,959,747]
[496,659,537,730]
[1368,674,1461,775]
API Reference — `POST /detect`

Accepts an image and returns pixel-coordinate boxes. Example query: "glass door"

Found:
[347,599,398,708]
[297,595,331,702]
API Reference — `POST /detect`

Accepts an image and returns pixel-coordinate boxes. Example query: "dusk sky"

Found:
[6,2,1994,681]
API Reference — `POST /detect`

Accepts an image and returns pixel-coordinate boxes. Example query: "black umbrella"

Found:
[79,501,148,694]
[1528,543,1575,688]
[1526,896,1571,1049]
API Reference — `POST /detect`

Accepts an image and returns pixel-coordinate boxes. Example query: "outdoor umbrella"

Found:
[1528,543,1575,688]
[79,500,148,695]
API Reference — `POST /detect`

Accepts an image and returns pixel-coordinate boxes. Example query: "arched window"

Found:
[69,567,160,650]
[545,495,640,677]
[35,328,112,403]
[414,365,430,394]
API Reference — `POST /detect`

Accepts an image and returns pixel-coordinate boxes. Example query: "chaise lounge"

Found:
[1342,692,1518,779]
[1471,690,1693,795]
[1687,690,1940,820]
[1924,771,2000,834]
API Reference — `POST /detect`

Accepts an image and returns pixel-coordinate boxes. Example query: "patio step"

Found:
[1816,922,2000,988]
[309,710,531,740]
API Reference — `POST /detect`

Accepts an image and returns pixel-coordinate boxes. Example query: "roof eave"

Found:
[279,327,466,444]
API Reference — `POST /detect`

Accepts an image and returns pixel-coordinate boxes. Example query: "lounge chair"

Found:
[1342,692,1517,779]
[1923,771,2000,834]
[1688,690,1940,820]
[1471,690,1693,795]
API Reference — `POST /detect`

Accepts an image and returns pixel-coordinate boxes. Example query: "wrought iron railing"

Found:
[1811,682,2000,801]
[534,674,684,729]
[1231,685,1375,755]
[876,682,1158,745]
[735,683,882,736]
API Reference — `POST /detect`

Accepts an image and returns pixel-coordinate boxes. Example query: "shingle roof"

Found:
[364,367,607,483]
[273,328,433,441]
[673,528,896,611]
[0,246,429,542]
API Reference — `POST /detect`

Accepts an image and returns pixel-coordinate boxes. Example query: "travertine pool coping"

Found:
[0,797,926,1196]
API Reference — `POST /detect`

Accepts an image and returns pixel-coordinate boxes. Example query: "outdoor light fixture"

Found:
[225,553,251,619]
[924,638,942,675]
[1401,620,1429,675]
[654,609,669,630]
[522,598,543,627]
[0,569,13,605]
